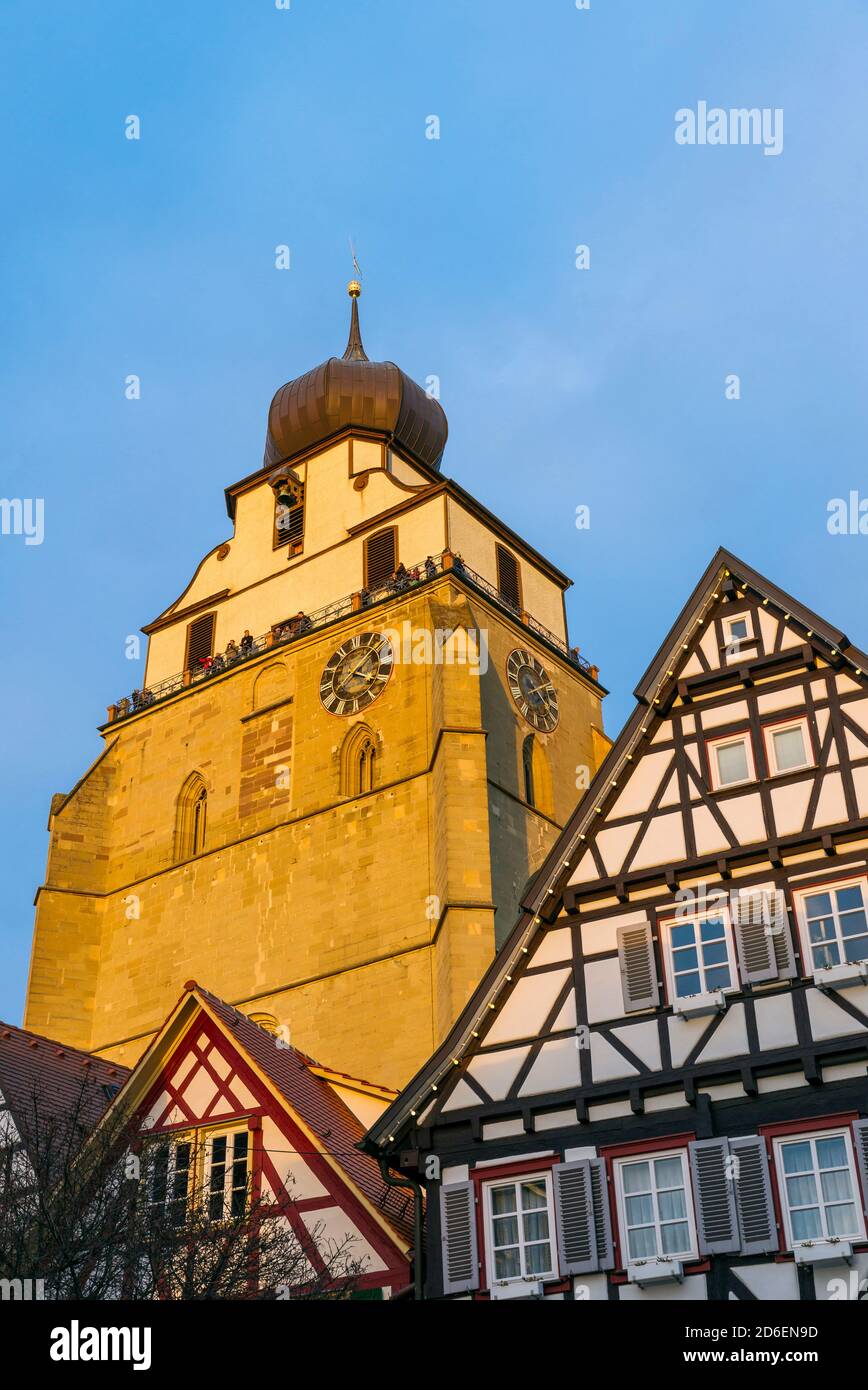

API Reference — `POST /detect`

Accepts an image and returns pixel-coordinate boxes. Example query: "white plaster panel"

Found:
[483,1118,525,1141]
[755,992,798,1052]
[756,687,803,716]
[692,804,731,856]
[770,779,812,837]
[466,1047,530,1101]
[484,969,571,1046]
[590,1032,639,1083]
[844,696,868,737]
[852,765,868,818]
[533,927,572,967]
[597,822,642,876]
[812,771,847,828]
[630,811,686,871]
[699,625,719,668]
[552,991,577,1032]
[568,850,598,885]
[696,1004,748,1063]
[610,1019,661,1070]
[806,986,868,1041]
[536,1109,580,1132]
[756,1073,807,1094]
[587,1099,633,1121]
[659,770,681,807]
[262,1117,328,1200]
[581,909,649,957]
[702,700,748,730]
[757,607,779,652]
[610,751,674,820]
[719,792,765,843]
[735,1262,799,1300]
[584,957,627,1024]
[301,1207,387,1274]
[518,1038,581,1097]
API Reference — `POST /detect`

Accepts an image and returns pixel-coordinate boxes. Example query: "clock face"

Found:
[320,632,394,715]
[506,649,559,732]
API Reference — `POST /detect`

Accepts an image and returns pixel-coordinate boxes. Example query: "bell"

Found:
[276,487,296,508]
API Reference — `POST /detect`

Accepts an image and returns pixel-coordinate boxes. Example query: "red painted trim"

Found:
[759,1112,863,1255]
[599,1131,697,1273]
[703,726,755,793]
[788,871,868,979]
[470,1156,559,1293]
[760,713,818,779]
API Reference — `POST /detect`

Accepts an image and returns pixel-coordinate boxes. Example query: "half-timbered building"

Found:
[365,549,868,1302]
[97,982,414,1297]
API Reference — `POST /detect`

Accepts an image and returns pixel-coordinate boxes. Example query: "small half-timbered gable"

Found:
[365,550,868,1302]
[103,983,412,1297]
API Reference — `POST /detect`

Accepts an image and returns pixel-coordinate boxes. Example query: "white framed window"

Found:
[723,611,753,653]
[763,716,813,776]
[149,1137,193,1227]
[661,909,738,1000]
[707,731,756,790]
[613,1149,698,1262]
[204,1129,250,1221]
[772,1128,866,1248]
[794,878,868,972]
[483,1173,556,1282]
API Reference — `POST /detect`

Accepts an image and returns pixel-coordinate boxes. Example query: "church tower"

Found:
[25,285,607,1086]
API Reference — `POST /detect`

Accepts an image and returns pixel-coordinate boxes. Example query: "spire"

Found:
[342,280,368,362]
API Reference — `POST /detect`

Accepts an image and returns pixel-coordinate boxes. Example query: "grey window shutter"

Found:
[767,890,798,980]
[588,1157,614,1270]
[730,1135,778,1255]
[553,1160,598,1274]
[616,922,659,1013]
[440,1182,479,1294]
[732,891,778,984]
[852,1120,868,1218]
[689,1138,740,1254]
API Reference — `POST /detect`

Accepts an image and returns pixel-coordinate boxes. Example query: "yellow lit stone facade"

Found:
[25,339,606,1087]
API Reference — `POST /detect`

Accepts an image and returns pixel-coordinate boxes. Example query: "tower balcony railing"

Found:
[105,549,599,724]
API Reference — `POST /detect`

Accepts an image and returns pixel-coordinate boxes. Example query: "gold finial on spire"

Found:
[347,279,361,298]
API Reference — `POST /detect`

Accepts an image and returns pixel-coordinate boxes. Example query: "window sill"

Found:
[813,961,868,992]
[793,1240,854,1267]
[626,1257,686,1287]
[488,1278,547,1300]
[672,990,727,1020]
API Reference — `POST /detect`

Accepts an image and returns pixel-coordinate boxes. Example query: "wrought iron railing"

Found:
[106,550,597,723]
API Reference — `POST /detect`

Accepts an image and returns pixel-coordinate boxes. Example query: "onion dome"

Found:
[264,282,448,471]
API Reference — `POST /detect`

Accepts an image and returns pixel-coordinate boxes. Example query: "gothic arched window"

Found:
[521,735,553,817]
[175,773,208,861]
[340,725,378,797]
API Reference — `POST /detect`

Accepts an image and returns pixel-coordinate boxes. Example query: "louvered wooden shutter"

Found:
[276,493,304,545]
[766,889,797,979]
[732,891,778,984]
[616,921,659,1012]
[496,545,521,609]
[730,1135,778,1255]
[553,1160,597,1274]
[365,529,396,587]
[852,1120,868,1218]
[186,613,215,670]
[689,1138,740,1254]
[440,1182,478,1294]
[588,1157,614,1270]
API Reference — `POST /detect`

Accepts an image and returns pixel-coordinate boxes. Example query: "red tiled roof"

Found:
[0,1020,131,1154]
[194,987,416,1246]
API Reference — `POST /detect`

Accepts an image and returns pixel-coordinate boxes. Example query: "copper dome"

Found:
[264,286,448,471]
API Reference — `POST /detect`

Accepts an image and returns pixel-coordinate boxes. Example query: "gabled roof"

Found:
[363,546,868,1150]
[0,1020,130,1153]
[100,982,414,1247]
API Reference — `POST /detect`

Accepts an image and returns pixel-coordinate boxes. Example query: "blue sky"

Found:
[1,0,867,1023]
